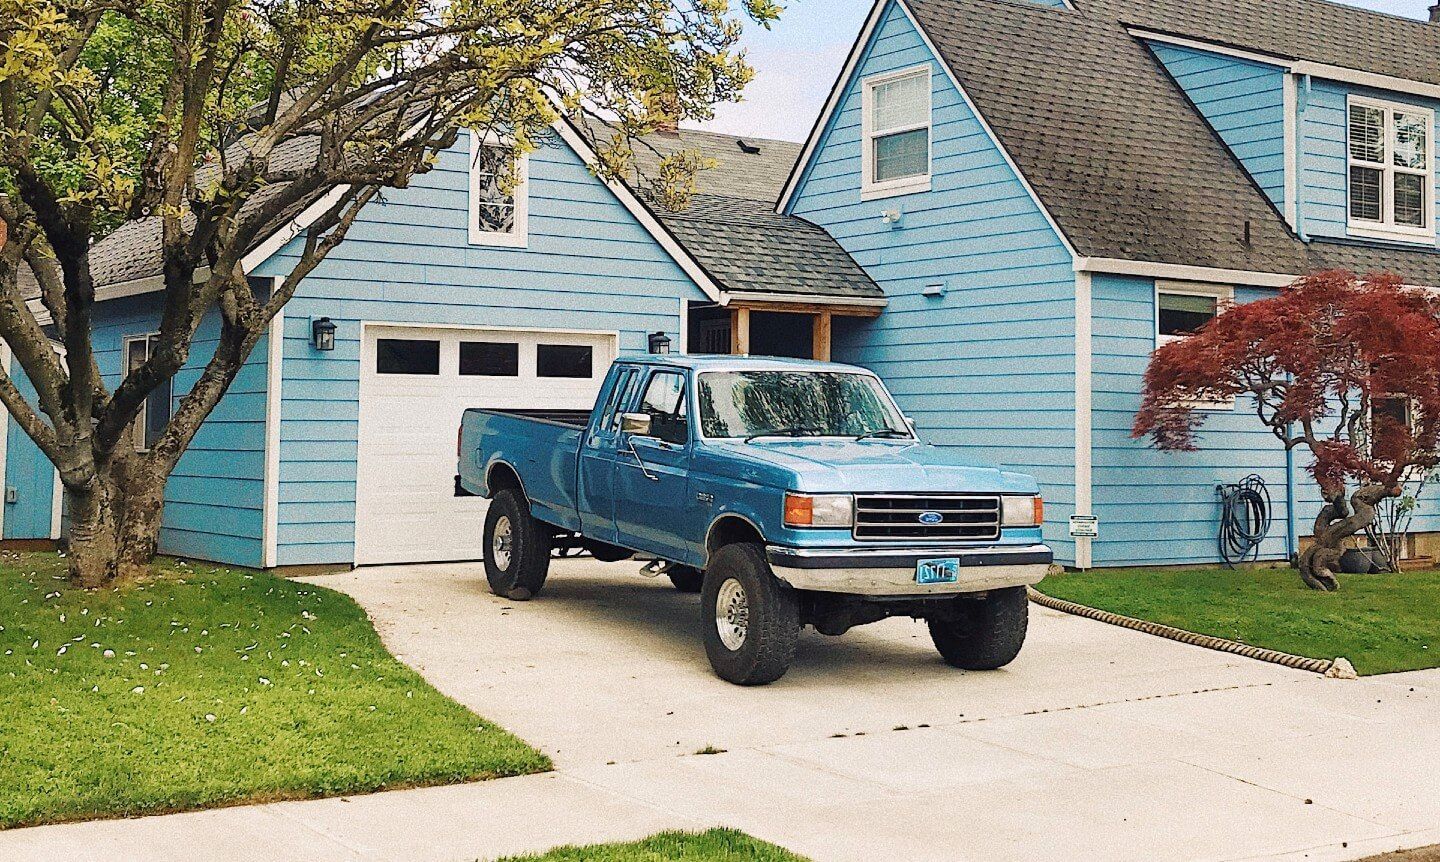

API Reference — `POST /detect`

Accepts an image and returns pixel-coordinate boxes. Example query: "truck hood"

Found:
[699,440,1040,495]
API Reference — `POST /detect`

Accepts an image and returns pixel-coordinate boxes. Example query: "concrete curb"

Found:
[1027,587,1355,678]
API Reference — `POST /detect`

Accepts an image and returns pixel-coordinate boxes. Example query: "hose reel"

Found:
[1216,474,1272,568]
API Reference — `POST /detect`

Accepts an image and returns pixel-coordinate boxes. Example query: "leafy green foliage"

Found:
[0,553,549,827]
[1040,566,1440,675]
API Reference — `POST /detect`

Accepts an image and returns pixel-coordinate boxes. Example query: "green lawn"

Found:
[495,829,808,862]
[0,552,549,829]
[1038,566,1440,676]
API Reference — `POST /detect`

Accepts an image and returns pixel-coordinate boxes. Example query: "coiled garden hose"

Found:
[1217,474,1272,569]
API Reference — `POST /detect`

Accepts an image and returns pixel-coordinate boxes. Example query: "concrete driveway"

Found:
[5,557,1440,862]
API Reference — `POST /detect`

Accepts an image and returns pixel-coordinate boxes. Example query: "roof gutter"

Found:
[719,290,889,308]
[1073,257,1297,288]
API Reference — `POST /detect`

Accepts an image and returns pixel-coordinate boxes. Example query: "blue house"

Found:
[4,0,1439,571]
[2,121,882,569]
[776,0,1440,568]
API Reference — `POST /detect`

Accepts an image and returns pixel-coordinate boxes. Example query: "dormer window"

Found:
[1347,96,1434,243]
[861,66,932,200]
[469,131,528,247]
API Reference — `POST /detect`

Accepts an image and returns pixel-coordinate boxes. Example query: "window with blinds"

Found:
[862,66,932,199]
[1347,97,1434,242]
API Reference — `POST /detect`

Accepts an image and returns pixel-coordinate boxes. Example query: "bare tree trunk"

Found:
[66,477,122,588]
[1298,483,1396,592]
[62,453,174,587]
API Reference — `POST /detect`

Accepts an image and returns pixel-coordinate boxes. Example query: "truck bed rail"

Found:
[469,408,592,429]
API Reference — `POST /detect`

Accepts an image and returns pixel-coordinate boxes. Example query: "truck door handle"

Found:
[625,439,661,482]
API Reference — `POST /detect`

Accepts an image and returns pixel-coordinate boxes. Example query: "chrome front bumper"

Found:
[766,543,1052,597]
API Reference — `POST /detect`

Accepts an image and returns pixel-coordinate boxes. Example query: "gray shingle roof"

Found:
[67,121,878,303]
[627,127,805,200]
[903,0,1440,285]
[651,193,885,301]
[84,134,324,292]
[1091,0,1440,85]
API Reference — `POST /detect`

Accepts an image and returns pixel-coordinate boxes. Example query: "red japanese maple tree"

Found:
[1133,270,1440,591]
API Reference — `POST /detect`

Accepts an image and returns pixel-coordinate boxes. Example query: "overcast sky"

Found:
[698,0,1434,142]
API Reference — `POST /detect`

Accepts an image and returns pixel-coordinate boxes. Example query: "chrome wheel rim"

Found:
[492,516,513,571]
[715,578,749,651]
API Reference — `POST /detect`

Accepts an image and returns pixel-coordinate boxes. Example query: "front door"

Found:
[613,370,693,561]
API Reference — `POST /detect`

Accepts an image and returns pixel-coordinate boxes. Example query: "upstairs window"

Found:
[862,66,932,200]
[469,131,528,247]
[1348,97,1434,242]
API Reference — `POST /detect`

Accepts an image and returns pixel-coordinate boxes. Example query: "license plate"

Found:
[916,557,960,585]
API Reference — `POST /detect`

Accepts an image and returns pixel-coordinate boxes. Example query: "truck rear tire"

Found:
[483,489,551,601]
[701,544,799,685]
[668,566,703,593]
[927,586,1028,670]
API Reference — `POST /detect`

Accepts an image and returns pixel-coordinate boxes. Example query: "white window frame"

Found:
[860,65,933,201]
[1155,281,1235,411]
[123,333,172,453]
[468,130,529,248]
[1346,95,1435,244]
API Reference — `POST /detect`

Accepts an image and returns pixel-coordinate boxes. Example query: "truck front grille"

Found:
[852,494,1001,542]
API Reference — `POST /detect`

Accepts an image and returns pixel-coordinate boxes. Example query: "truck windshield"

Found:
[697,371,910,440]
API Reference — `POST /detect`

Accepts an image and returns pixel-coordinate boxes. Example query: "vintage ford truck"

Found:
[457,355,1052,685]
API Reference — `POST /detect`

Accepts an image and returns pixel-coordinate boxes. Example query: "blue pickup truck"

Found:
[458,355,1051,685]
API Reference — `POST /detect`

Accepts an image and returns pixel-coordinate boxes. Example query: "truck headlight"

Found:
[784,493,853,528]
[1002,496,1044,528]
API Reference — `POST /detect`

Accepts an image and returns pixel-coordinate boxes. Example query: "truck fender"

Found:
[703,513,766,565]
[485,459,528,502]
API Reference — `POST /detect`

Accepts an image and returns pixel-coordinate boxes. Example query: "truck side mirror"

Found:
[620,412,653,437]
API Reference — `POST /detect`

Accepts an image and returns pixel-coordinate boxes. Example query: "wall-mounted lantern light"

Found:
[311,317,337,352]
[647,331,672,355]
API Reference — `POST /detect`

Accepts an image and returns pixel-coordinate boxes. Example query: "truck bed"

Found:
[476,408,593,429]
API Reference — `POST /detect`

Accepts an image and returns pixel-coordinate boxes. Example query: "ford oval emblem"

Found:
[918,511,944,525]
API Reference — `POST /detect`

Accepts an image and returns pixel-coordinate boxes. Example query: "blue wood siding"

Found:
[786,0,1079,563]
[1091,274,1294,565]
[1149,42,1288,214]
[86,295,269,566]
[0,299,267,561]
[1299,78,1440,247]
[1090,273,1440,565]
[252,130,708,566]
[1022,0,1070,8]
[3,362,54,539]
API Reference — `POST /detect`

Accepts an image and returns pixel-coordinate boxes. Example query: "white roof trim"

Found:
[776,0,1079,260]
[240,185,353,274]
[719,290,888,308]
[1074,256,1297,288]
[1131,27,1440,102]
[551,119,723,302]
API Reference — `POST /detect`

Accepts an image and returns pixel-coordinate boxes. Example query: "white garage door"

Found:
[355,325,615,565]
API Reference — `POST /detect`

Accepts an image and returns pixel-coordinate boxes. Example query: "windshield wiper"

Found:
[855,428,910,441]
[744,427,824,443]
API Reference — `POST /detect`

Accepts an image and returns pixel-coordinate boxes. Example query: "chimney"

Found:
[652,90,681,137]
[1431,2,1440,23]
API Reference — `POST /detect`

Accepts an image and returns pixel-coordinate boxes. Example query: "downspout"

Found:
[1293,73,1311,242]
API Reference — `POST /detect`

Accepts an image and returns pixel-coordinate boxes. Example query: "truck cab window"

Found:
[639,372,688,445]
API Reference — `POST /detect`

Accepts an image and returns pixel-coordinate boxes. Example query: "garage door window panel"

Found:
[460,341,519,377]
[376,338,441,375]
[537,344,593,379]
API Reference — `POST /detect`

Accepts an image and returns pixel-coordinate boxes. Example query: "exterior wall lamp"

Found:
[311,317,337,352]
[648,331,672,354]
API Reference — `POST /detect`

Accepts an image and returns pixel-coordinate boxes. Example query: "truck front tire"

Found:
[701,544,799,685]
[927,586,1029,670]
[483,489,551,601]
